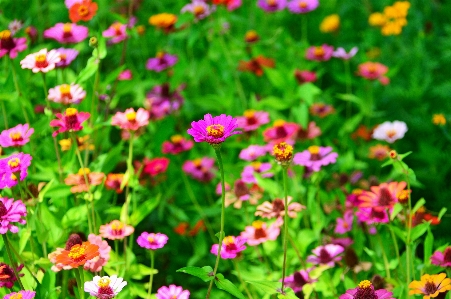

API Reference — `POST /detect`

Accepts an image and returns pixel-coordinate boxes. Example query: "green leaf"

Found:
[62,206,88,229]
[297,83,321,105]
[256,96,291,110]
[19,228,32,254]
[95,35,107,59]
[424,228,434,265]
[412,198,426,214]
[129,195,161,226]
[278,288,300,299]
[76,56,99,84]
[411,222,430,242]
[38,179,55,203]
[176,266,214,282]
[391,203,404,221]
[265,68,286,90]
[339,113,363,137]
[246,280,281,294]
[215,274,246,299]
[254,172,280,197]
[438,207,447,220]
[40,202,64,246]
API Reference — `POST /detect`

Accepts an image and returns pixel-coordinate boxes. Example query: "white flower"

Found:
[20,48,61,73]
[332,47,358,60]
[372,120,408,143]
[84,275,127,299]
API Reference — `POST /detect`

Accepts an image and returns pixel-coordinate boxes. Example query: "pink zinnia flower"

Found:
[359,181,407,211]
[146,52,178,72]
[0,124,34,147]
[142,157,170,177]
[137,232,168,250]
[118,69,132,80]
[293,146,338,172]
[43,23,88,43]
[372,120,408,143]
[0,263,24,288]
[50,108,90,137]
[263,120,299,144]
[239,144,268,161]
[281,268,317,292]
[294,70,317,85]
[307,244,344,266]
[187,114,241,145]
[0,30,27,59]
[84,275,127,299]
[287,0,319,14]
[20,48,61,73]
[145,83,185,120]
[334,211,354,234]
[84,234,111,272]
[99,220,134,240]
[0,153,32,189]
[56,48,79,67]
[4,291,36,299]
[162,135,193,154]
[111,108,149,131]
[156,285,190,299]
[48,83,86,105]
[211,236,246,259]
[305,44,334,61]
[310,103,335,118]
[181,1,214,20]
[241,162,273,184]
[296,121,321,140]
[241,220,280,246]
[255,197,305,219]
[0,197,27,234]
[333,47,358,60]
[182,157,217,183]
[357,62,389,84]
[257,0,287,12]
[102,22,127,44]
[65,0,82,8]
[356,207,389,225]
[431,247,451,268]
[340,280,394,299]
[225,180,263,208]
[64,168,104,193]
[236,110,269,132]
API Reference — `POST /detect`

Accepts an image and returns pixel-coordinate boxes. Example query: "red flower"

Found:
[69,0,98,23]
[238,55,275,76]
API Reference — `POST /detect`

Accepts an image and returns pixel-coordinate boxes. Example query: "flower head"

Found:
[225,180,263,208]
[20,48,61,73]
[105,173,125,193]
[281,268,317,293]
[187,114,240,146]
[273,142,293,166]
[307,244,344,266]
[409,273,451,299]
[238,55,275,76]
[369,144,391,160]
[8,20,23,35]
[111,108,149,131]
[48,83,86,105]
[55,241,100,268]
[0,153,32,189]
[340,280,395,299]
[335,211,354,234]
[333,47,358,60]
[0,30,27,59]
[310,103,335,118]
[3,291,36,299]
[372,120,407,143]
[257,0,286,12]
[213,0,242,11]
[357,62,389,84]
[359,181,407,211]
[142,157,170,177]
[236,110,269,132]
[162,135,193,155]
[263,120,299,143]
[84,234,111,272]
[239,145,268,161]
[102,22,127,44]
[241,162,273,184]
[296,121,321,140]
[50,108,90,137]
[0,124,34,147]
[149,13,178,32]
[320,14,340,33]
[430,247,451,268]
[137,232,168,250]
[69,0,98,23]
[84,275,127,299]
[294,70,317,85]
[255,197,305,219]
[182,157,217,182]
[305,44,334,61]
[211,236,247,259]
[55,48,79,67]
[156,284,190,299]
[287,0,319,14]
[0,197,27,234]
[43,23,88,43]
[0,263,24,288]
[99,220,134,240]
[146,52,178,72]
[181,1,214,20]
[245,30,259,43]
[293,146,338,172]
[64,168,104,193]
[241,220,280,246]
[432,114,446,126]
[145,83,185,119]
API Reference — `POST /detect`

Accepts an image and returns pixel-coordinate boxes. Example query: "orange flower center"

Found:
[8,157,20,168]
[9,132,22,141]
[9,294,23,299]
[193,158,202,167]
[113,23,123,35]
[147,236,155,243]
[98,277,111,288]
[193,5,205,16]
[386,129,396,139]
[156,51,165,59]
[358,280,372,289]
[66,107,78,117]
[68,244,87,262]
[367,64,377,74]
[273,142,293,163]
[206,124,225,138]
[78,5,89,17]
[78,168,91,175]
[299,1,308,8]
[63,23,72,34]
[274,119,286,127]
[60,53,67,61]
[314,47,325,57]
[244,109,255,118]
[35,54,47,67]
[251,161,262,171]
[60,84,72,97]
[0,30,11,40]
[170,135,183,143]
[111,221,124,232]
[126,111,136,122]
[308,145,320,155]
[252,220,263,229]
[267,0,276,6]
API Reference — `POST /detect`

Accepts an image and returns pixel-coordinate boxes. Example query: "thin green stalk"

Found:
[301,15,308,44]
[89,44,101,126]
[1,101,8,129]
[376,231,391,279]
[287,233,307,270]
[147,250,155,298]
[2,234,25,290]
[41,73,50,110]
[61,270,69,299]
[205,149,227,299]
[232,259,254,299]
[124,132,134,225]
[344,60,352,119]
[79,268,85,299]
[10,57,30,123]
[114,240,119,273]
[281,168,289,293]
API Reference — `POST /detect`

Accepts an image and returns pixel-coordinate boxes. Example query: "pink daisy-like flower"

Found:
[0,124,34,147]
[257,0,287,12]
[357,62,389,84]
[333,47,358,60]
[156,284,190,299]
[84,234,111,272]
[3,291,36,299]
[296,121,321,140]
[118,69,132,80]
[50,108,90,137]
[431,247,451,268]
[307,244,344,267]
[225,180,263,208]
[55,48,79,67]
[236,110,270,132]
[0,197,27,234]
[255,197,305,219]
[43,23,88,44]
[241,220,280,246]
[145,83,185,120]
[340,280,394,299]
[8,20,23,35]
[372,120,408,143]
[48,83,86,105]
[359,181,406,211]
[65,0,82,8]
[84,275,127,299]
[0,263,24,288]
[281,268,317,293]
[99,220,134,241]
[142,157,170,177]
[211,235,247,259]
[187,114,241,145]
[294,70,317,85]
[102,22,127,44]
[310,103,335,118]
[182,157,217,183]
[287,0,319,14]
[293,146,338,172]
[20,48,61,73]
[239,144,268,161]
[146,52,178,72]
[111,108,149,131]
[334,211,354,234]
[162,135,193,155]
[137,232,168,250]
[305,44,334,61]
[241,162,273,184]
[181,1,214,20]
[0,30,27,59]
[64,168,104,193]
[0,153,32,189]
[263,120,299,144]
[356,207,389,225]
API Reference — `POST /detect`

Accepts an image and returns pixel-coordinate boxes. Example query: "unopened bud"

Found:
[89,37,98,47]
[388,150,397,159]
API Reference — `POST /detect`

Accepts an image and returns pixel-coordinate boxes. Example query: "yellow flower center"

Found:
[59,138,72,151]
[126,111,136,121]
[60,84,71,96]
[308,146,320,155]
[63,23,72,33]
[78,168,91,175]
[68,244,86,261]
[66,107,78,116]
[113,23,123,34]
[251,161,262,171]
[267,0,276,5]
[147,236,155,243]
[111,221,124,231]
[78,5,89,17]
[358,280,372,289]
[193,5,205,15]
[273,142,293,163]
[8,158,20,168]
[10,173,17,181]
[274,119,286,127]
[299,1,308,8]
[9,294,23,299]
[386,129,396,139]
[156,51,165,59]
[206,124,225,138]
[245,30,258,41]
[223,236,234,245]
[0,30,11,40]
[98,277,111,288]
[193,158,202,167]
[252,220,263,229]
[35,54,46,63]
[244,109,255,118]
[9,132,22,141]
[314,47,325,57]
[170,135,183,143]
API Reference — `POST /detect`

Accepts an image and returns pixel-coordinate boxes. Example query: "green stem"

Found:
[301,15,308,44]
[232,259,254,299]
[10,57,30,123]
[147,250,155,298]
[206,148,227,299]
[1,100,8,129]
[61,270,69,299]
[114,240,119,273]
[90,44,101,127]
[2,234,25,290]
[41,73,50,110]
[344,60,352,119]
[124,132,134,224]
[281,168,289,293]
[376,231,391,279]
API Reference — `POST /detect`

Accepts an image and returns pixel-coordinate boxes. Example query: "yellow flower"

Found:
[432,114,446,126]
[393,1,410,18]
[409,273,451,299]
[149,13,177,30]
[381,20,405,35]
[369,12,386,27]
[320,14,340,33]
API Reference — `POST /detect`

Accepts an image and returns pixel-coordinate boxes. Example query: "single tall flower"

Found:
[84,275,127,299]
[3,291,36,299]
[146,52,178,72]
[43,23,89,43]
[431,247,451,268]
[69,0,98,23]
[0,197,27,233]
[111,108,149,131]
[142,157,170,177]
[340,280,394,299]
[102,22,127,44]
[99,220,134,240]
[409,273,451,299]
[211,236,247,259]
[307,244,344,266]
[287,0,319,14]
[137,232,168,250]
[0,30,27,59]
[48,83,86,105]
[372,120,408,143]
[293,146,338,172]
[50,108,90,137]
[0,124,34,147]
[20,48,61,73]
[156,284,190,299]
[187,114,241,146]
[359,181,407,211]
[240,220,280,246]
[236,110,269,132]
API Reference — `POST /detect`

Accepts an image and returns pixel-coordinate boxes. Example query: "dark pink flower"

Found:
[137,232,168,250]
[306,244,344,266]
[0,263,24,288]
[162,135,193,155]
[4,291,35,299]
[0,30,27,59]
[187,114,241,145]
[118,69,132,80]
[334,211,354,234]
[102,22,127,44]
[0,197,27,234]
[182,157,216,183]
[431,247,451,268]
[257,0,286,12]
[356,207,389,225]
[236,110,269,132]
[281,268,317,292]
[144,83,185,120]
[305,44,334,61]
[340,280,394,299]
[111,108,149,131]
[211,236,246,259]
[263,120,299,144]
[294,70,317,85]
[142,157,170,177]
[50,108,90,137]
[0,124,34,147]
[43,23,88,43]
[287,0,319,14]
[146,52,178,72]
[0,153,32,189]
[293,146,338,172]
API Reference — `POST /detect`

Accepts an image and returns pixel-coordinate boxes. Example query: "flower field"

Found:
[1,0,451,298]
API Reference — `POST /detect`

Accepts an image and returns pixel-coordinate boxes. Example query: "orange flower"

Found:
[69,0,98,23]
[409,273,451,299]
[238,55,275,76]
[149,13,177,32]
[55,242,99,268]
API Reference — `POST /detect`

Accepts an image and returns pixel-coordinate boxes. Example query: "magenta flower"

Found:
[263,120,299,144]
[146,52,178,72]
[241,162,273,184]
[334,211,354,234]
[431,247,451,267]
[241,220,280,246]
[306,244,344,266]
[287,0,319,14]
[142,157,170,177]
[340,280,394,299]
[0,30,27,59]
[0,263,24,288]
[236,110,269,132]
[0,153,32,189]
[20,48,61,73]
[305,44,334,61]
[181,1,214,20]
[281,268,317,292]
[182,157,217,183]
[103,22,127,44]
[187,114,241,145]
[4,291,36,299]
[43,23,88,43]
[239,145,268,161]
[48,83,86,105]
[333,47,358,60]
[356,207,389,225]
[0,124,34,147]
[137,232,168,250]
[50,108,90,137]
[294,70,317,85]
[84,234,111,272]
[111,108,149,131]
[99,220,134,240]
[162,135,193,155]
[156,285,190,299]
[145,83,185,120]
[55,48,79,67]
[211,236,247,259]
[118,69,132,80]
[257,0,287,12]
[293,146,338,172]
[0,197,27,234]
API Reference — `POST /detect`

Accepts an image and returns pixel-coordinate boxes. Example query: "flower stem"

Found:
[281,167,289,293]
[376,231,391,279]
[124,132,134,224]
[10,57,30,123]
[206,148,227,299]
[1,100,8,129]
[232,259,254,299]
[2,234,24,290]
[147,250,155,298]
[89,44,101,127]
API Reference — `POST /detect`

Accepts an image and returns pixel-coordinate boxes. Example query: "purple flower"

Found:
[0,124,34,147]
[257,0,286,12]
[187,114,241,145]
[334,211,354,234]
[305,44,334,61]
[356,207,389,225]
[236,110,270,132]
[182,157,216,183]
[281,268,317,292]
[55,48,79,67]
[0,153,32,189]
[137,232,168,250]
[0,30,27,59]
[145,83,185,120]
[241,162,273,184]
[306,244,344,266]
[333,47,358,60]
[211,236,246,259]
[156,284,190,299]
[43,23,88,43]
[0,197,27,234]
[181,1,214,20]
[430,247,451,267]
[239,145,268,161]
[340,280,394,299]
[4,291,36,299]
[287,0,319,14]
[293,146,338,172]
[146,52,178,72]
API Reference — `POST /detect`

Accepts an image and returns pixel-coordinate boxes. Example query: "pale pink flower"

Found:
[236,109,270,132]
[99,220,134,240]
[48,83,86,105]
[111,108,149,131]
[372,121,407,143]
[241,220,280,246]
[305,44,334,61]
[239,145,268,161]
[43,23,88,43]
[255,197,305,219]
[84,234,111,272]
[20,48,61,73]
[102,23,127,44]
[333,47,358,60]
